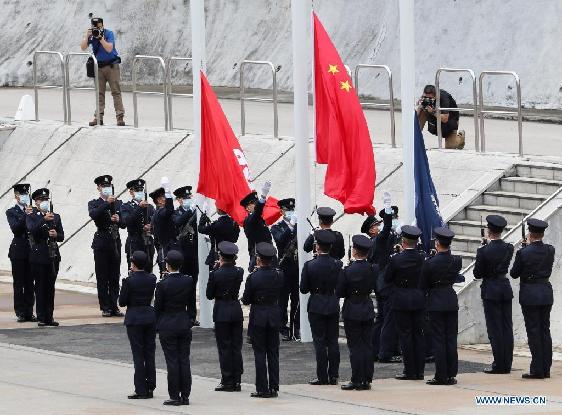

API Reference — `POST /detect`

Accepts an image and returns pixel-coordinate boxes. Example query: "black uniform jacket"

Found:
[242,266,282,328]
[303,229,345,260]
[26,209,64,265]
[121,200,155,248]
[151,197,177,251]
[384,248,425,310]
[119,270,157,325]
[198,214,240,245]
[473,239,514,301]
[173,206,198,260]
[6,205,29,260]
[243,200,272,256]
[300,254,342,315]
[336,259,378,321]
[206,264,244,322]
[88,197,125,250]
[420,251,462,311]
[154,272,194,331]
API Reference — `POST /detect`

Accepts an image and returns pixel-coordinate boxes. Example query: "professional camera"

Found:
[420,96,436,109]
[92,27,105,38]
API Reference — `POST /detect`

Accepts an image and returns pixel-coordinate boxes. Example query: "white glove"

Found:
[161,176,172,197]
[261,180,272,198]
[383,191,392,214]
[290,212,298,226]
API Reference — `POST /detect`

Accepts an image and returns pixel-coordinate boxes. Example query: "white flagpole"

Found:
[191,0,212,328]
[291,0,313,343]
[399,0,416,225]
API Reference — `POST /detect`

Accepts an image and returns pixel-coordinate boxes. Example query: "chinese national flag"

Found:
[313,13,375,215]
[198,72,281,225]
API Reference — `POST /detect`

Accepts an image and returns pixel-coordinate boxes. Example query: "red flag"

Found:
[313,13,375,215]
[198,72,282,225]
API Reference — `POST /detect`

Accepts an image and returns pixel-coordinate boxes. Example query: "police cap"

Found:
[94,175,113,186]
[256,242,277,259]
[31,188,50,200]
[314,229,336,245]
[126,179,145,191]
[401,225,422,240]
[218,241,239,256]
[360,215,382,234]
[486,215,507,233]
[434,227,455,244]
[165,250,184,269]
[277,198,295,211]
[173,186,193,199]
[12,183,30,194]
[240,191,258,207]
[527,218,548,234]
[352,234,372,251]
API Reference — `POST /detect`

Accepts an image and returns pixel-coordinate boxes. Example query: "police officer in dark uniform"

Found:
[300,229,342,385]
[118,251,157,399]
[5,183,36,322]
[337,234,379,390]
[122,179,155,272]
[88,175,126,317]
[271,198,300,341]
[241,182,273,271]
[155,250,194,406]
[384,225,426,380]
[172,186,199,325]
[27,188,64,327]
[473,215,514,374]
[242,242,283,398]
[510,218,555,379]
[420,227,462,385]
[150,178,176,276]
[206,241,244,392]
[198,207,240,268]
[304,207,345,260]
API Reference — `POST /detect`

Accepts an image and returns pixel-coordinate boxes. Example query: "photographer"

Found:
[416,85,465,150]
[80,16,125,127]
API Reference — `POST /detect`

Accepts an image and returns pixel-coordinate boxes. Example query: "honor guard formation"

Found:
[5,177,557,405]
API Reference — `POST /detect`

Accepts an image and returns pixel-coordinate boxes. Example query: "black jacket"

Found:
[154,272,194,331]
[121,200,155,252]
[300,254,342,315]
[243,200,272,257]
[303,229,345,260]
[510,241,555,306]
[26,209,64,265]
[88,198,125,251]
[119,270,157,326]
[151,197,177,252]
[473,239,514,301]
[420,251,462,311]
[199,213,240,265]
[337,259,378,321]
[384,248,425,310]
[369,212,398,294]
[173,206,198,260]
[206,264,244,322]
[6,205,29,260]
[271,219,298,271]
[242,266,282,328]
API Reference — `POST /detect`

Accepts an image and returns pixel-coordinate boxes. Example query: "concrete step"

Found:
[455,250,477,268]
[515,163,562,181]
[499,176,562,195]
[448,219,514,238]
[465,205,528,223]
[482,190,546,210]
[451,235,483,254]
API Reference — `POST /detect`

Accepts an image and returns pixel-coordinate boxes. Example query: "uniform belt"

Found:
[488,274,507,279]
[395,280,418,289]
[312,289,335,295]
[254,297,278,305]
[431,281,453,288]
[216,294,238,301]
[163,307,187,313]
[348,293,370,300]
[521,277,550,284]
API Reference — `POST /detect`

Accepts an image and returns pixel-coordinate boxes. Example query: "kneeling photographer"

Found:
[416,85,465,149]
[80,16,125,127]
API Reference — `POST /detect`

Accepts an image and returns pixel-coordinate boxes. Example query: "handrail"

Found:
[132,55,169,130]
[64,52,100,126]
[479,71,522,155]
[354,64,396,147]
[435,68,479,151]
[240,60,279,139]
[165,57,193,130]
[33,51,67,123]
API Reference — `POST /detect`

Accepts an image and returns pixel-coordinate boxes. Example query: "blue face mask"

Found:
[182,199,193,210]
[133,191,144,202]
[284,210,294,220]
[40,201,50,212]
[101,187,112,197]
[19,194,30,206]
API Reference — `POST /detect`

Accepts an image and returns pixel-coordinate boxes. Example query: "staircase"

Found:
[448,162,562,268]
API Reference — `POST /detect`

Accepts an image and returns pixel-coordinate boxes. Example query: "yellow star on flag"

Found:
[340,80,352,92]
[328,64,339,75]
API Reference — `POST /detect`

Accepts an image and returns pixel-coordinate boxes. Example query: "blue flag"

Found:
[414,112,444,251]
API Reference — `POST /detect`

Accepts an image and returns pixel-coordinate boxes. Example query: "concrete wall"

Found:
[0,0,561,109]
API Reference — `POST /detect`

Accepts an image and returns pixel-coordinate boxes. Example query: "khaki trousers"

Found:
[95,64,125,118]
[418,110,463,149]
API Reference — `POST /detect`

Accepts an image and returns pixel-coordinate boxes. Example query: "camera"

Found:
[92,27,104,38]
[420,96,436,109]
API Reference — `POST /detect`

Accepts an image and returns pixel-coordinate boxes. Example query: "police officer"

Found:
[300,229,342,385]
[198,206,240,268]
[240,182,273,270]
[420,227,462,385]
[271,198,300,341]
[473,215,514,374]
[121,179,155,272]
[88,175,125,317]
[242,242,283,398]
[154,250,194,406]
[5,183,36,322]
[172,186,199,325]
[304,207,345,260]
[27,188,64,327]
[510,218,555,379]
[337,235,379,390]
[118,251,157,399]
[150,177,176,276]
[384,225,426,380]
[206,241,244,392]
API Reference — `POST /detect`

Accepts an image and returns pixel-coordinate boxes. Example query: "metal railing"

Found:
[132,55,169,131]
[435,68,479,151]
[64,52,100,126]
[33,51,67,123]
[354,64,396,147]
[240,60,279,139]
[479,71,522,155]
[165,57,193,130]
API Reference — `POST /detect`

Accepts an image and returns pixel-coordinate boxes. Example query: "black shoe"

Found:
[379,356,402,363]
[308,379,328,386]
[233,383,242,392]
[181,396,190,405]
[191,319,200,327]
[484,367,509,374]
[26,315,38,322]
[281,334,293,342]
[340,382,360,390]
[147,390,154,398]
[425,355,435,363]
[102,310,112,317]
[426,378,449,385]
[395,374,417,380]
[447,377,457,385]
[163,399,182,406]
[416,374,425,380]
[215,383,236,392]
[522,373,544,379]
[112,309,124,317]
[250,391,271,398]
[128,393,150,399]
[16,315,26,323]
[269,390,278,398]
[358,382,371,390]
[37,321,46,327]
[329,377,339,385]
[545,373,550,379]
[45,321,59,327]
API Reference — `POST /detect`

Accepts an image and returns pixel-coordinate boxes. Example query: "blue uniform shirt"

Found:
[88,29,119,64]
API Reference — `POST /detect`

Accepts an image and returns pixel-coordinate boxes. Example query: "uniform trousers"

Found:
[522,305,552,377]
[429,310,458,381]
[93,249,121,312]
[251,324,280,393]
[159,329,192,400]
[126,324,156,395]
[214,321,244,385]
[309,312,340,381]
[372,294,399,360]
[483,299,514,372]
[395,310,425,376]
[31,261,58,323]
[10,258,34,317]
[279,265,300,337]
[344,319,374,384]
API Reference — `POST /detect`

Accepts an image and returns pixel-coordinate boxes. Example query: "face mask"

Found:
[101,187,112,197]
[392,219,400,230]
[284,210,294,220]
[133,191,144,202]
[182,199,193,210]
[19,195,30,206]
[40,201,50,212]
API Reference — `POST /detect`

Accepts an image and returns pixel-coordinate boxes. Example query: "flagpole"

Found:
[191,0,212,329]
[310,4,318,213]
[291,0,313,343]
[399,0,416,225]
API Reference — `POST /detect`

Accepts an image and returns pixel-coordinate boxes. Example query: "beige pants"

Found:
[418,110,463,149]
[95,64,125,118]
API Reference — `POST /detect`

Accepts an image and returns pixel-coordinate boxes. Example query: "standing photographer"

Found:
[80,16,125,127]
[416,85,465,150]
